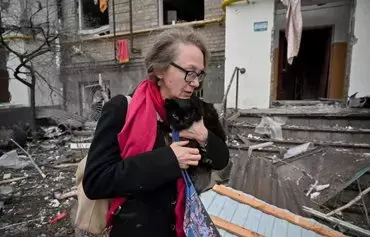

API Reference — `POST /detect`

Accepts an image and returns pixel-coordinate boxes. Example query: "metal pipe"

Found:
[221,67,238,131]
[235,68,239,110]
[112,0,117,63]
[129,0,134,53]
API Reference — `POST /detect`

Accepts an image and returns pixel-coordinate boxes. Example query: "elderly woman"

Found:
[83,27,229,237]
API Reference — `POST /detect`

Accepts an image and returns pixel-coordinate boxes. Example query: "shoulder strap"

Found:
[125,95,132,105]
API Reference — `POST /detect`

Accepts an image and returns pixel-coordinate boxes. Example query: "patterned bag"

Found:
[172,130,220,237]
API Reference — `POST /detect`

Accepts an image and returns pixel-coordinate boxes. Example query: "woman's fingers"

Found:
[172,140,189,146]
[186,160,199,166]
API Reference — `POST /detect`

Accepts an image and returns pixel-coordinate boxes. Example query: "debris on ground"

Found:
[254,116,286,140]
[0,120,97,237]
[283,142,314,159]
[0,150,31,169]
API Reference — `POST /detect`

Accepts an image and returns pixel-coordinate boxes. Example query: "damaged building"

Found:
[0,0,370,236]
[0,0,62,108]
[221,0,370,235]
[59,0,225,118]
[224,0,369,108]
[0,0,63,147]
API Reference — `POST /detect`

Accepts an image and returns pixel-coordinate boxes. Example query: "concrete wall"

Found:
[224,0,275,109]
[272,1,351,100]
[274,1,350,45]
[348,0,370,97]
[60,0,226,115]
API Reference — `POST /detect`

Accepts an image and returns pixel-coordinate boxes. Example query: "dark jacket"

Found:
[83,95,229,237]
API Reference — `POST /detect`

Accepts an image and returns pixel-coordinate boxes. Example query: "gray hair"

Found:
[145,27,209,81]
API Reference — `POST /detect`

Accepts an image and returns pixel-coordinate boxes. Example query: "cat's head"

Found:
[165,97,203,131]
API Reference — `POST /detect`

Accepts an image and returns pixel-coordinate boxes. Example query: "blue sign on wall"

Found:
[254,21,268,32]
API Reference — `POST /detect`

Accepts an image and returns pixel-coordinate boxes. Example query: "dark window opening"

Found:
[277,27,332,100]
[163,0,204,25]
[81,0,108,29]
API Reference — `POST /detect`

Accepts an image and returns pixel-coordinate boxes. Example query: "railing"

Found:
[221,66,246,131]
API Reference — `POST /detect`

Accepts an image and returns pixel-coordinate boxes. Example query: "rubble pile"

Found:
[0,121,96,237]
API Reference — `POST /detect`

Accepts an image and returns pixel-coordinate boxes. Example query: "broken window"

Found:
[78,0,109,33]
[79,80,110,120]
[159,0,204,25]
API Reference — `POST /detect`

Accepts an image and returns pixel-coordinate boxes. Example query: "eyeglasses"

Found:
[170,62,206,83]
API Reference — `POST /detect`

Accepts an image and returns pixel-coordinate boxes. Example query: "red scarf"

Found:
[106,79,186,237]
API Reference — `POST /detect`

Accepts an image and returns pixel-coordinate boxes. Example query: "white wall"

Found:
[348,0,370,97]
[274,1,350,47]
[7,43,30,106]
[224,0,275,109]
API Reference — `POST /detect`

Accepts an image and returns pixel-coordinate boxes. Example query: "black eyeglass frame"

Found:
[170,62,207,83]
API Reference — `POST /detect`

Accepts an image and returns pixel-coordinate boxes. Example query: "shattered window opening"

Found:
[160,0,204,25]
[78,0,109,32]
[80,80,110,121]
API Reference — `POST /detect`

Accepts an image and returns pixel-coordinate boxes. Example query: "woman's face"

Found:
[157,43,205,99]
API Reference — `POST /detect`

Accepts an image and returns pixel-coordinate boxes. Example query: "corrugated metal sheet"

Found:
[275,147,370,205]
[228,146,370,218]
[200,189,324,237]
[228,148,313,216]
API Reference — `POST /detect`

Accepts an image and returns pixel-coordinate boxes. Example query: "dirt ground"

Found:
[0,134,89,237]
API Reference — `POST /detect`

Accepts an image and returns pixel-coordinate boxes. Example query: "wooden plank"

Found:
[210,215,263,237]
[213,185,346,237]
[0,176,27,185]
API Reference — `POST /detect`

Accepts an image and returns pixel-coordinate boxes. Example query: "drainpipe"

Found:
[112,0,117,63]
[129,0,140,54]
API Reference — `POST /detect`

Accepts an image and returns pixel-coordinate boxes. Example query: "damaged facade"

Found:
[1,0,370,236]
[0,0,63,147]
[0,0,62,108]
[59,0,225,119]
[221,0,370,234]
[224,0,370,109]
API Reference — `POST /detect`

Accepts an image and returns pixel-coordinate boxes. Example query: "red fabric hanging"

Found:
[116,39,129,63]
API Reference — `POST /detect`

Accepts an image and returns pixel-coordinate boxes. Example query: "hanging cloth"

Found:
[281,0,302,65]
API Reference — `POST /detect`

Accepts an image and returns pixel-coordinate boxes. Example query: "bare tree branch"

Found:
[326,186,370,217]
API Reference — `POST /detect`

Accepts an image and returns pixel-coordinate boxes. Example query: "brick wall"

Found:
[60,0,226,114]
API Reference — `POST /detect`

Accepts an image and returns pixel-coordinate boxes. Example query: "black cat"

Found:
[164,95,225,193]
[165,96,203,131]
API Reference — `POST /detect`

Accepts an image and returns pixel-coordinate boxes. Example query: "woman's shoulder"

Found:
[108,94,128,107]
[198,98,218,117]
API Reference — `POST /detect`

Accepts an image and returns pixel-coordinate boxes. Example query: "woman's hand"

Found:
[170,140,201,169]
[179,119,208,147]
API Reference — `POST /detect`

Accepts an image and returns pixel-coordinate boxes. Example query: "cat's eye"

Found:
[172,114,179,120]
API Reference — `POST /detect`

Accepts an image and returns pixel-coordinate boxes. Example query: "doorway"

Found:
[277,27,333,100]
